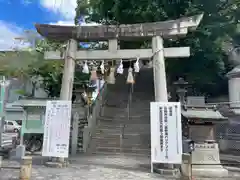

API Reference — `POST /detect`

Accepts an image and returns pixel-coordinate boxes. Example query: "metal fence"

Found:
[215,123,240,155]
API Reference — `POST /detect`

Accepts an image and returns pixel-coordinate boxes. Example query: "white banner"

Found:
[42,100,72,158]
[150,102,182,164]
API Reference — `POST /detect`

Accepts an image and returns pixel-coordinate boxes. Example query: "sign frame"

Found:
[150,102,182,172]
[42,100,72,158]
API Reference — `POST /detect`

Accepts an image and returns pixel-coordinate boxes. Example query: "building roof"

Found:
[35,14,203,42]
[11,99,48,107]
[182,108,227,121]
[5,103,23,111]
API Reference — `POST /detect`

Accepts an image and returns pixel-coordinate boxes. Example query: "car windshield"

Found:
[15,120,22,126]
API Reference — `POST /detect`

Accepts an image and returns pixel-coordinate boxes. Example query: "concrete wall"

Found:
[5,110,24,121]
[228,77,240,108]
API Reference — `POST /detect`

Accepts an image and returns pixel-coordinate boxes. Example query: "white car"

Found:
[4,120,21,132]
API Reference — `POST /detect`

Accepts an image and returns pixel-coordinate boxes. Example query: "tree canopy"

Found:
[75,0,240,97]
[0,38,92,98]
[0,39,64,97]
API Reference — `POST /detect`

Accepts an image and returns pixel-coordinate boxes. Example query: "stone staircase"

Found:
[88,68,154,156]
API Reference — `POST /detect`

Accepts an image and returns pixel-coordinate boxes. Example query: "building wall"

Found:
[6,78,47,103]
[4,78,47,121]
[5,111,24,121]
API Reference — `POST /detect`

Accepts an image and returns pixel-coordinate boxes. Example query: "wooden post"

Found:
[58,39,77,163]
[19,156,32,180]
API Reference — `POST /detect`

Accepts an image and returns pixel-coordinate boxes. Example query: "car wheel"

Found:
[30,139,42,152]
[14,129,19,133]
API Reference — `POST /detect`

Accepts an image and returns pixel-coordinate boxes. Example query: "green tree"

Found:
[0,38,92,98]
[0,38,65,97]
[75,0,240,97]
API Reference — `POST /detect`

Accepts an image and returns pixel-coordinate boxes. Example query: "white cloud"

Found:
[50,20,75,26]
[40,0,100,26]
[40,0,77,20]
[0,21,27,51]
[50,20,100,26]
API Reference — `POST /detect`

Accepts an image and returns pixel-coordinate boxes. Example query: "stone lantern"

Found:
[173,77,189,104]
[173,78,189,137]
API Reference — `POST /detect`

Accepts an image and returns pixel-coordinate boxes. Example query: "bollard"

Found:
[181,153,192,180]
[0,156,2,169]
[19,156,32,180]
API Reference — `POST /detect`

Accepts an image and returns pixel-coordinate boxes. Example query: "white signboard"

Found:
[150,102,182,165]
[42,100,72,158]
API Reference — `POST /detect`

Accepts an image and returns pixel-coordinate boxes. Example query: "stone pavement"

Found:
[0,155,166,180]
[1,154,240,180]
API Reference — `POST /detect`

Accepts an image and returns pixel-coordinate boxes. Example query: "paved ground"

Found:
[0,155,167,180]
[1,154,240,180]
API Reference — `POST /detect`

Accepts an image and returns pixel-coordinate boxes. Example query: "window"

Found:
[7,122,13,125]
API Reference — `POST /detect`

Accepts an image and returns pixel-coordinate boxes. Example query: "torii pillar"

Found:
[152,36,168,102]
[35,14,203,170]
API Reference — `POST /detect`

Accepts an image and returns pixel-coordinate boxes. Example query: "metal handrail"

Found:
[124,83,134,139]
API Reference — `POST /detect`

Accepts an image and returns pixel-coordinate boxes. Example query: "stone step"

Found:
[94,145,150,150]
[100,113,150,118]
[92,136,150,144]
[90,151,151,157]
[93,133,150,138]
[98,116,150,121]
[97,124,150,128]
[94,140,150,147]
[87,69,154,155]
[94,139,150,148]
[102,107,149,110]
[95,130,150,135]
[98,120,150,125]
[102,107,150,113]
[98,117,150,123]
[98,122,150,127]
[92,136,150,141]
[95,132,150,136]
[95,128,150,134]
[94,146,150,154]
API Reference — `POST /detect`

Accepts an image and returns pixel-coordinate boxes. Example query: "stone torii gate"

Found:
[35,14,203,168]
[35,14,203,104]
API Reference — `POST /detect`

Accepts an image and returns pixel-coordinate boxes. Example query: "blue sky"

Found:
[0,0,77,50]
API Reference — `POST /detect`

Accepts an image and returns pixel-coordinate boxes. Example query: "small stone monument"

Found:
[174,78,228,177]
[182,96,228,177]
